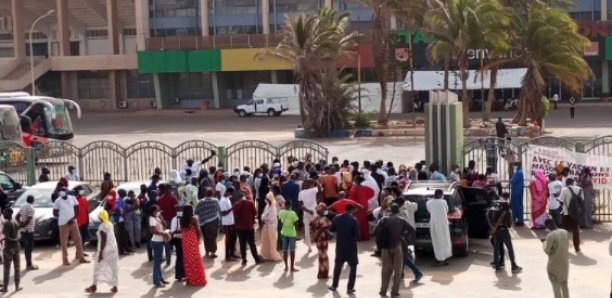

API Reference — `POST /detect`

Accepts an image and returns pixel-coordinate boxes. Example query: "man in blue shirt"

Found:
[115,189,134,255]
[281,174,301,214]
[329,204,359,294]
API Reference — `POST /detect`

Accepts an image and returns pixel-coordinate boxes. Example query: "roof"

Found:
[0,96,65,105]
[29,181,90,190]
[402,68,527,91]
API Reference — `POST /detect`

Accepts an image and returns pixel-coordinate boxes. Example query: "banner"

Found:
[528,145,612,190]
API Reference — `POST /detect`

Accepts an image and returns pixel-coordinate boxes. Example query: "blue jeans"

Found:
[151,241,165,285]
[21,231,34,267]
[549,208,562,229]
[402,246,423,278]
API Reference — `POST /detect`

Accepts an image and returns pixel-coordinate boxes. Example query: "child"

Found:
[278,201,299,272]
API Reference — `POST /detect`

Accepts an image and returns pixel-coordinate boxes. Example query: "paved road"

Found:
[11,225,612,297]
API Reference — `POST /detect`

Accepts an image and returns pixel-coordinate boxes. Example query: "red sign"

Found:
[579,22,610,38]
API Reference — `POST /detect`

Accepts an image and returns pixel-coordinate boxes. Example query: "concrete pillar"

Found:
[271,70,277,83]
[602,0,608,21]
[135,0,150,50]
[390,15,397,30]
[153,74,163,109]
[325,0,332,8]
[262,0,270,34]
[107,71,121,110]
[11,0,25,61]
[602,0,609,96]
[200,0,209,36]
[56,0,71,56]
[212,72,220,108]
[61,72,77,100]
[107,0,120,54]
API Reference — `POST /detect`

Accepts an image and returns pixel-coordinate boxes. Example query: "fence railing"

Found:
[464,135,612,223]
[0,139,328,188]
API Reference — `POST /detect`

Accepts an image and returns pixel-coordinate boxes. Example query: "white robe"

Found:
[93,223,119,287]
[426,198,452,261]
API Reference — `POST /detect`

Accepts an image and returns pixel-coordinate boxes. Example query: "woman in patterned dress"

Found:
[180,205,207,287]
[310,203,332,279]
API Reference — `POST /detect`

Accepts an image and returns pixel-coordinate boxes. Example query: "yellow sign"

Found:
[221,48,292,71]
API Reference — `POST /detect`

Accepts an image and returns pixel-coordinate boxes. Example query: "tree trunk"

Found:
[460,57,471,128]
[484,67,498,122]
[373,4,389,125]
[443,57,449,90]
[298,82,307,126]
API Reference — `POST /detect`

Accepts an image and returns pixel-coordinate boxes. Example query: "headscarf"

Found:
[59,177,68,188]
[98,210,112,228]
[170,170,182,185]
[534,169,548,192]
[316,203,327,215]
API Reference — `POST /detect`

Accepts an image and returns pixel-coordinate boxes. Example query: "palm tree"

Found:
[258,8,358,135]
[489,4,591,126]
[426,0,506,127]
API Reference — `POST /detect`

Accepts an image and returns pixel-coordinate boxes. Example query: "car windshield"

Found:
[45,104,74,136]
[0,109,22,142]
[246,100,254,105]
[14,188,54,208]
[405,195,457,213]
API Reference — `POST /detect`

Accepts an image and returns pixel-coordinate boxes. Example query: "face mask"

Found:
[323,210,329,216]
[177,212,183,217]
[78,190,85,195]
[513,166,518,171]
[258,173,263,177]
[59,191,66,198]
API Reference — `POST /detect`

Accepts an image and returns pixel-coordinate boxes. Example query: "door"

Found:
[255,99,265,113]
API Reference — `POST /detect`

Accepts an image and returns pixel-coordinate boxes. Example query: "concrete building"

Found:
[0,0,609,111]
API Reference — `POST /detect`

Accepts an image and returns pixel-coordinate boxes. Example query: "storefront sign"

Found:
[391,30,432,46]
[579,22,610,38]
[583,41,599,56]
[529,145,612,190]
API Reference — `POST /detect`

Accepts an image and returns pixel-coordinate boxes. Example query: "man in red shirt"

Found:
[233,194,262,266]
[156,183,179,266]
[75,187,90,252]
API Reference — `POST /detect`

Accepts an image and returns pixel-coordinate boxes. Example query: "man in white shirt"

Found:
[547,173,564,228]
[64,166,80,181]
[552,93,559,110]
[557,178,583,252]
[169,207,185,281]
[52,187,89,265]
[298,179,319,253]
[179,151,216,180]
[219,189,237,261]
[215,177,227,198]
[178,178,199,206]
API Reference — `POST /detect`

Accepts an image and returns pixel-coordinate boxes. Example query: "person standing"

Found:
[233,194,262,266]
[496,117,509,138]
[65,165,80,181]
[194,188,220,258]
[75,187,90,248]
[148,205,170,288]
[114,189,133,255]
[299,179,319,253]
[543,219,569,298]
[329,204,359,294]
[430,164,448,181]
[321,167,339,206]
[0,209,21,293]
[16,196,37,270]
[558,178,584,252]
[552,93,559,110]
[510,162,525,226]
[260,192,282,262]
[578,168,594,229]
[219,188,238,261]
[568,96,576,119]
[348,176,373,242]
[486,200,522,272]
[85,210,119,294]
[279,200,300,272]
[179,178,199,207]
[529,169,549,229]
[53,187,89,265]
[170,206,185,282]
[125,190,141,249]
[548,173,564,228]
[377,204,414,297]
[256,169,270,226]
[38,167,50,183]
[156,184,179,266]
[99,172,114,201]
[426,189,452,266]
[180,205,207,287]
[311,203,332,279]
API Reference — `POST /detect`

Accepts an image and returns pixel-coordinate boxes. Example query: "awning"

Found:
[402,68,527,91]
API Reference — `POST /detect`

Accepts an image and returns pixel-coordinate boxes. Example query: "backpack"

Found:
[567,188,584,220]
[375,218,390,249]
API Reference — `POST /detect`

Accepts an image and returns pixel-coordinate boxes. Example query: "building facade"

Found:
[0,0,609,111]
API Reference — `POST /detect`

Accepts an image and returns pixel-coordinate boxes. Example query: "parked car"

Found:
[12,181,99,242]
[402,181,469,257]
[234,98,289,117]
[0,171,24,202]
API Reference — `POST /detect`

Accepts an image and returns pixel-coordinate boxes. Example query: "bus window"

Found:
[47,104,73,135]
[0,109,22,142]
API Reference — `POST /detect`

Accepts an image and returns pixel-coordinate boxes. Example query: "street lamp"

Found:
[29,9,55,96]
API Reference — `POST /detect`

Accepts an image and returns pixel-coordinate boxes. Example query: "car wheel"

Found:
[274,111,282,116]
[453,229,469,257]
[267,109,275,117]
[238,110,247,117]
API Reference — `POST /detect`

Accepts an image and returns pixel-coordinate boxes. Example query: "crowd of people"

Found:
[0,148,599,297]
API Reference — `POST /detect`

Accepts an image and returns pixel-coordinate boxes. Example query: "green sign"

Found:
[606,36,612,61]
[391,30,432,46]
[138,49,222,73]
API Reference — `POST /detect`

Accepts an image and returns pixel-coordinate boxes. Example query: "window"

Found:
[126,71,155,98]
[209,0,262,35]
[149,0,199,36]
[86,29,109,38]
[78,71,109,99]
[0,174,14,190]
[123,28,137,36]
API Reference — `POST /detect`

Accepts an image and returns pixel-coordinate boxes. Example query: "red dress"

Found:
[181,223,207,286]
[348,186,374,241]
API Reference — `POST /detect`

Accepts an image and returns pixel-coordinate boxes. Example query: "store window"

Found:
[332,0,373,30]
[149,0,199,37]
[77,71,109,99]
[271,0,324,32]
[209,0,261,35]
[127,71,155,98]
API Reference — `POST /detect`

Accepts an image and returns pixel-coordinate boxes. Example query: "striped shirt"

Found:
[17,203,35,232]
[194,197,220,225]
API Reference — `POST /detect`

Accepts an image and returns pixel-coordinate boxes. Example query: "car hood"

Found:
[89,205,104,227]
[13,207,55,223]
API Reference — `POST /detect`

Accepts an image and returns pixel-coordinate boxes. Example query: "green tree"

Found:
[426,0,506,127]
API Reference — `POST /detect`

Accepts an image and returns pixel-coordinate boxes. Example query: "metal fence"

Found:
[464,135,612,223]
[0,139,328,188]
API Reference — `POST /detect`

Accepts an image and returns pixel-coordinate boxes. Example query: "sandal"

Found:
[85,285,97,293]
[110,287,118,293]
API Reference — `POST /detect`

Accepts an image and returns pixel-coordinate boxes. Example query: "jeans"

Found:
[78,225,89,246]
[171,238,184,280]
[236,229,260,263]
[494,228,516,268]
[549,208,562,229]
[490,235,505,265]
[2,247,19,289]
[402,246,423,278]
[115,222,130,253]
[151,241,165,285]
[125,213,141,248]
[21,231,34,267]
[201,219,219,254]
[223,225,237,260]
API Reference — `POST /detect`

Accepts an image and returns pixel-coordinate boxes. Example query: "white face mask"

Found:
[177,212,183,217]
[323,210,329,216]
[78,190,85,196]
[59,191,66,198]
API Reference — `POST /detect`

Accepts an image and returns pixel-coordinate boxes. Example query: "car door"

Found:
[244,100,255,113]
[255,99,265,113]
[0,173,22,201]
